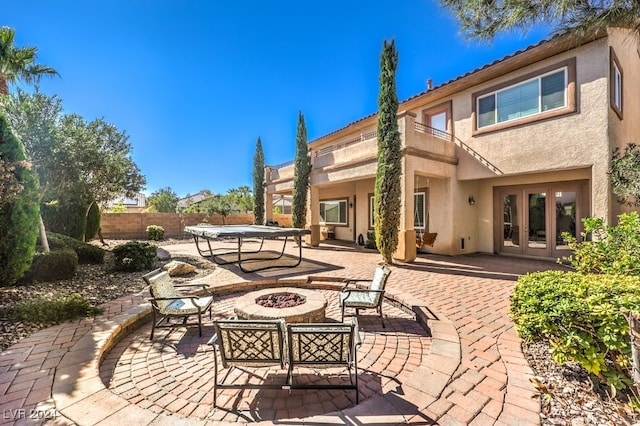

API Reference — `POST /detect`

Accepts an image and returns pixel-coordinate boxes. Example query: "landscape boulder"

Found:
[163,260,196,276]
[156,247,171,261]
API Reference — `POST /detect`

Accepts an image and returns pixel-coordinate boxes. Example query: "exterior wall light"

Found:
[468,196,476,205]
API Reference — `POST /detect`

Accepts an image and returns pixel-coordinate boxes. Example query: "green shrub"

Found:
[41,232,104,264]
[146,225,165,241]
[561,212,640,275]
[11,292,101,325]
[75,244,105,264]
[365,231,377,249]
[0,114,40,286]
[27,249,78,281]
[41,196,88,240]
[85,201,100,242]
[111,241,156,271]
[511,271,640,390]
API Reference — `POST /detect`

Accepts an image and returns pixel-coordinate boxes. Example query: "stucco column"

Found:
[265,192,273,224]
[264,166,273,223]
[393,113,417,263]
[305,185,320,246]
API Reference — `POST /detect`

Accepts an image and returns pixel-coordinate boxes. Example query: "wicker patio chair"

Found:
[339,265,391,328]
[142,268,213,340]
[208,319,286,408]
[286,318,362,403]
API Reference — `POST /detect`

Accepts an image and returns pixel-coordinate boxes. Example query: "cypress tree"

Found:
[374,39,402,264]
[253,137,265,224]
[292,112,311,233]
[0,113,40,285]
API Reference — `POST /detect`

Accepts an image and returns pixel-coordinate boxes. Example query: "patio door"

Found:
[525,191,549,256]
[495,182,585,258]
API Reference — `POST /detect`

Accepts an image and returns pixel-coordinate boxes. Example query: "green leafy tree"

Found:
[609,143,640,207]
[4,89,64,198]
[58,114,145,209]
[374,40,402,264]
[147,187,179,213]
[0,26,59,95]
[292,112,311,234]
[188,195,234,224]
[0,113,40,285]
[0,27,59,251]
[228,185,253,213]
[440,0,640,41]
[253,137,265,224]
[6,92,145,240]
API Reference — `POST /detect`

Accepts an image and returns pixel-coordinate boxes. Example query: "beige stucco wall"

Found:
[607,29,640,220]
[405,37,615,253]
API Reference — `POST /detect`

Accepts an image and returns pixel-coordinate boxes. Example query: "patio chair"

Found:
[208,319,287,408]
[339,265,391,328]
[142,268,213,340]
[286,318,362,403]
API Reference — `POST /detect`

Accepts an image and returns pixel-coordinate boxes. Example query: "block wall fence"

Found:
[100,213,293,240]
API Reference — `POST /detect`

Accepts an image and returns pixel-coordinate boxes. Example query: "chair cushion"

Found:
[162,296,213,315]
[147,272,180,310]
[340,291,377,307]
[370,266,389,292]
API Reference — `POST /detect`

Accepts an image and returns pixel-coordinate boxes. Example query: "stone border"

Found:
[51,275,462,424]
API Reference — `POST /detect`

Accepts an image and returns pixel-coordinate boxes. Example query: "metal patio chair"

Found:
[339,265,391,328]
[286,318,362,403]
[208,319,287,408]
[142,268,213,340]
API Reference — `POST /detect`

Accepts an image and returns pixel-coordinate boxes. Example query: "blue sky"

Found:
[4,1,550,198]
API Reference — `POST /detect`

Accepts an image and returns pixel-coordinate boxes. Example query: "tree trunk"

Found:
[39,214,50,253]
[626,311,640,385]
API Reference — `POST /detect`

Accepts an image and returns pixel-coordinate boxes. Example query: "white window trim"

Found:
[613,61,622,110]
[320,199,348,226]
[477,67,568,129]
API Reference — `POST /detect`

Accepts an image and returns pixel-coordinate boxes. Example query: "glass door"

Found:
[495,181,586,258]
[500,193,521,253]
[553,190,577,256]
[525,191,549,256]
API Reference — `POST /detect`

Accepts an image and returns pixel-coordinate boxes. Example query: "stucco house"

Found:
[264,28,639,263]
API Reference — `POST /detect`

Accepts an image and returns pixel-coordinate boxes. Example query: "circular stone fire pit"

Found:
[234,287,327,323]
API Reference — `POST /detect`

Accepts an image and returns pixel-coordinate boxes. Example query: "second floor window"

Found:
[477,68,567,128]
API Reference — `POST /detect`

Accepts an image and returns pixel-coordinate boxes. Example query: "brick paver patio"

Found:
[0,239,565,425]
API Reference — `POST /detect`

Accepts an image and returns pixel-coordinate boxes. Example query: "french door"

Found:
[496,182,585,258]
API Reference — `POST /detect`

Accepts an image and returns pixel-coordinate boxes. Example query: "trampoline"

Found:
[184,225,311,273]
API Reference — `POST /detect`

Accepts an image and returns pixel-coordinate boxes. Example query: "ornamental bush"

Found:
[511,271,640,390]
[41,194,88,241]
[146,225,165,241]
[0,114,40,286]
[560,212,640,275]
[111,241,156,272]
[85,201,101,242]
[27,249,78,281]
[42,232,104,264]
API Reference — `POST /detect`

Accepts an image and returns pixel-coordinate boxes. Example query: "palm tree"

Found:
[0,26,59,95]
[0,26,59,252]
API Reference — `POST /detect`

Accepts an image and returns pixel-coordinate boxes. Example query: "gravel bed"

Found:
[0,239,214,352]
[1,239,638,424]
